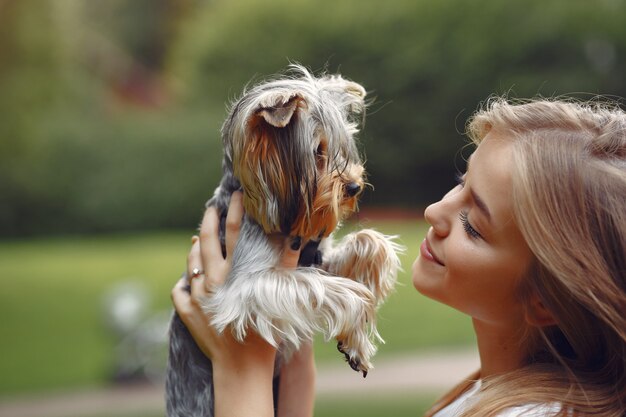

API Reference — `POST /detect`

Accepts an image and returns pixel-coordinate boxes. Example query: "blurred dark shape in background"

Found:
[102,281,169,383]
[1,0,624,237]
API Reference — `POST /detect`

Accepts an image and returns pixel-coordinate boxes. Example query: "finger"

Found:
[279,236,302,269]
[224,191,244,261]
[171,277,191,314]
[187,237,208,299]
[186,240,202,277]
[190,272,208,300]
[199,206,223,277]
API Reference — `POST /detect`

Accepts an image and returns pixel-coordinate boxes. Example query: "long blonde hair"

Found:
[428,99,626,416]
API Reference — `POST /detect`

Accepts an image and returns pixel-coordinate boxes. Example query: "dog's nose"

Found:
[345,182,362,197]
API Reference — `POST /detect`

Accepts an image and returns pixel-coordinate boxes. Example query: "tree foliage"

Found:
[2,0,625,235]
[169,0,626,205]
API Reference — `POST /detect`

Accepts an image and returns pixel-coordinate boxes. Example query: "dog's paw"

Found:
[337,341,368,378]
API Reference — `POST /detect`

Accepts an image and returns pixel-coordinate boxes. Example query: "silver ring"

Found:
[190,268,204,278]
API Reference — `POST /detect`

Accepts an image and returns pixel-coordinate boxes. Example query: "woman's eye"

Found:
[459,211,482,240]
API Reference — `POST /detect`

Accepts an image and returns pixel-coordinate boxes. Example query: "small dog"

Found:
[166,66,402,417]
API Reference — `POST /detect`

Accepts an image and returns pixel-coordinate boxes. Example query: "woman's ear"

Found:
[525,294,557,327]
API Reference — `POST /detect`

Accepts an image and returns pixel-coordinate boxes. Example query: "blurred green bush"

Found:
[2,108,223,235]
[1,0,625,235]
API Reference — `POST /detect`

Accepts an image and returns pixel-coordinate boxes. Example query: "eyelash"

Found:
[459,211,482,239]
[455,173,482,240]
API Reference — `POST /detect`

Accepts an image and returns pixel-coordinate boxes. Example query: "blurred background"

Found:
[0,0,624,416]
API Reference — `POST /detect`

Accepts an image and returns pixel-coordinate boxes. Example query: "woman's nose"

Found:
[424,198,451,237]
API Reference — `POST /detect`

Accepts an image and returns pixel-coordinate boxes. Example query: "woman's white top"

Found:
[433,380,562,417]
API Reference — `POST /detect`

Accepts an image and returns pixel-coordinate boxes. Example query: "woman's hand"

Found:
[172,191,274,366]
[170,191,305,417]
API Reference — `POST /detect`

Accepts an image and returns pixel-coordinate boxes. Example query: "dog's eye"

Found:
[315,143,327,169]
[315,140,327,158]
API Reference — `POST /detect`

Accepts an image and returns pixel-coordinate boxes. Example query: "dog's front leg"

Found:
[200,226,380,376]
[322,229,403,375]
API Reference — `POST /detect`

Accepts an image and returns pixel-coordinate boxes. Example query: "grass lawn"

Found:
[0,219,475,396]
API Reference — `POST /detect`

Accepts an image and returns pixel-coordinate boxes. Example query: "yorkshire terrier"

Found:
[166,65,402,417]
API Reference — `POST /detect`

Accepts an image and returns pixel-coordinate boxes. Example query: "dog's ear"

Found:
[256,94,303,128]
[343,81,367,116]
[344,81,366,99]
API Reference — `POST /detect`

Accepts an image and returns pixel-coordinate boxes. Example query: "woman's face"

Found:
[412,131,533,327]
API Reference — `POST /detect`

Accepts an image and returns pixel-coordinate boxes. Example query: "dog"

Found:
[166,65,402,417]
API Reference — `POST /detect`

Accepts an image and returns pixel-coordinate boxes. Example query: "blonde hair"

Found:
[428,99,626,416]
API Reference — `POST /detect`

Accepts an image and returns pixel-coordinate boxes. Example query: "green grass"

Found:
[0,220,475,396]
[0,231,191,394]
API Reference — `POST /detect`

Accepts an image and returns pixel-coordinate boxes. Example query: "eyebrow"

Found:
[466,155,492,223]
[470,188,492,223]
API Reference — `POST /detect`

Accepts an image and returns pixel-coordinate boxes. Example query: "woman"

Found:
[172,98,626,416]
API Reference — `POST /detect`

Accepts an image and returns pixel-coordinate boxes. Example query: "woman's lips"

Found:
[420,238,444,266]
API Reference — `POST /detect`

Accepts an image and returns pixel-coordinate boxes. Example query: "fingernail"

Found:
[290,236,302,251]
[191,236,199,244]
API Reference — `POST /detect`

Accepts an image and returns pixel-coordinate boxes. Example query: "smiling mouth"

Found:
[420,238,444,266]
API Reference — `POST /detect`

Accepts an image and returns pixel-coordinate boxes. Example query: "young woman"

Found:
[172,98,626,416]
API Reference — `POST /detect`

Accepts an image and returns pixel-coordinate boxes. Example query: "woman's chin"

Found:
[411,258,429,293]
[412,257,442,299]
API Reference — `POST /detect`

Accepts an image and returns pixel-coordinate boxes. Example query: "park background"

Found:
[1,1,625,416]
